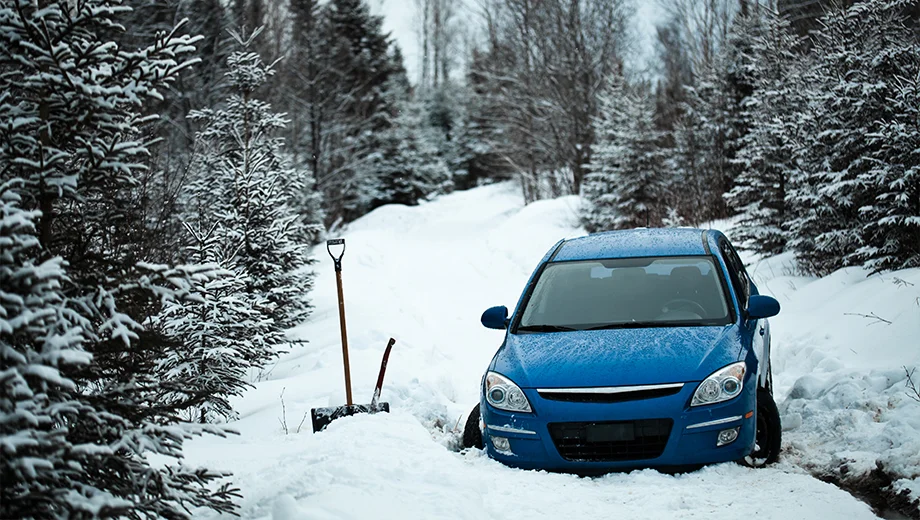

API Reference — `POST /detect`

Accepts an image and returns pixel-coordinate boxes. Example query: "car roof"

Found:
[552,228,716,262]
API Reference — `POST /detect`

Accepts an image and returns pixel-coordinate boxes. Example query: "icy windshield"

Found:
[516,256,731,332]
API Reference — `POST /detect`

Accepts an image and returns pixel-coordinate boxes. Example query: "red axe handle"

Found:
[371,338,396,408]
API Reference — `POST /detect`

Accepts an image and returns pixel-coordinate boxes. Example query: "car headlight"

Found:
[691,361,746,406]
[485,371,532,413]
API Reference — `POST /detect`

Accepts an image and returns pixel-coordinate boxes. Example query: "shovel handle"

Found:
[327,238,351,405]
[327,238,345,271]
[371,338,396,408]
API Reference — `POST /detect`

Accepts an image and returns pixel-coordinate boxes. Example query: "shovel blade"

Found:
[311,402,390,433]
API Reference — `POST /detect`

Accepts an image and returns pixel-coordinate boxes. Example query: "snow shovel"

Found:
[311,238,395,433]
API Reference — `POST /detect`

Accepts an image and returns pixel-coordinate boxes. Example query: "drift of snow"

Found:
[183,182,902,519]
[744,252,920,502]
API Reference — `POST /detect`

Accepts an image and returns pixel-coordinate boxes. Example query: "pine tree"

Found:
[787,0,920,274]
[584,77,668,231]
[376,98,452,207]
[726,8,804,255]
[323,0,400,222]
[453,49,515,190]
[850,2,920,271]
[154,223,281,423]
[0,1,239,515]
[0,182,99,517]
[285,0,329,188]
[187,29,315,333]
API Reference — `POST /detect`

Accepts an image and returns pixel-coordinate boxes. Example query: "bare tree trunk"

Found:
[418,0,430,87]
[433,0,441,87]
[474,0,631,199]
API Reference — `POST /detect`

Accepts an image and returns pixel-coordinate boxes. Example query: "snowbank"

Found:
[183,183,894,518]
[742,251,920,503]
[256,412,876,520]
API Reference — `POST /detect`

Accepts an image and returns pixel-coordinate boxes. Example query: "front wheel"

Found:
[461,403,483,449]
[740,389,782,467]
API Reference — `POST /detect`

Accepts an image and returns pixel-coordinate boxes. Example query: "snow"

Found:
[742,251,920,502]
[184,182,905,518]
[196,412,876,520]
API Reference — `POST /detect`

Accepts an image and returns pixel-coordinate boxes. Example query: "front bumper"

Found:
[480,383,756,472]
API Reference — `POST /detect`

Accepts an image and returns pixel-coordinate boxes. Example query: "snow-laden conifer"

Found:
[584,77,667,231]
[187,29,316,332]
[726,8,804,255]
[0,2,239,515]
[856,72,920,271]
[154,223,281,423]
[376,98,452,207]
[788,0,920,274]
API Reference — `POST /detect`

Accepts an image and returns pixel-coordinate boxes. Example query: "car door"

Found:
[718,238,767,389]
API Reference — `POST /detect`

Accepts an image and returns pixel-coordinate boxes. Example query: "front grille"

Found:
[548,419,672,462]
[538,386,681,403]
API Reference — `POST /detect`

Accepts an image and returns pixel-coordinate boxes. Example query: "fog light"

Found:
[491,435,511,453]
[717,427,740,446]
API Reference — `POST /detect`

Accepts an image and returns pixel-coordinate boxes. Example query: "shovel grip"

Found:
[371,338,396,408]
[327,238,345,271]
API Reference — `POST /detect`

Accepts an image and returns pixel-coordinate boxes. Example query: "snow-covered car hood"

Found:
[490,325,742,389]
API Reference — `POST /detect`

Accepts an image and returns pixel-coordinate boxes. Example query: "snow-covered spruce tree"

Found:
[187,29,315,333]
[856,71,920,271]
[283,0,347,234]
[0,183,99,517]
[725,8,804,255]
[322,0,401,223]
[849,2,920,272]
[584,77,667,232]
[418,77,465,187]
[376,104,451,207]
[153,222,281,423]
[788,0,920,275]
[451,83,506,189]
[375,87,452,208]
[0,2,239,515]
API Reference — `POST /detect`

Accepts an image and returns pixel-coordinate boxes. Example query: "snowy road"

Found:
[186,183,884,519]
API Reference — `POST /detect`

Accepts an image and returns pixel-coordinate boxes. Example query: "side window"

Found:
[719,240,750,309]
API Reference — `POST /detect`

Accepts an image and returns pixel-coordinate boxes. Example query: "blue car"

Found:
[462,228,782,472]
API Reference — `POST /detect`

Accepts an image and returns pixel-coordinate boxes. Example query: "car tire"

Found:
[740,388,781,467]
[461,403,483,450]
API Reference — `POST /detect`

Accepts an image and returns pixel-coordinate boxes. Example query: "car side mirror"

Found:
[481,305,509,330]
[747,295,780,319]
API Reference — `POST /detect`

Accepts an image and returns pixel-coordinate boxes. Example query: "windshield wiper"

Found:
[584,322,648,331]
[516,324,578,333]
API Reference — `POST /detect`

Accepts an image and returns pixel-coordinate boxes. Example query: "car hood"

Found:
[490,326,741,389]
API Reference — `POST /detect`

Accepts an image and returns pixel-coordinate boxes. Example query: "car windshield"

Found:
[516,256,732,332]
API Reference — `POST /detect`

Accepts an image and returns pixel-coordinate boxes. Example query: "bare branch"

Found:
[843,312,893,325]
